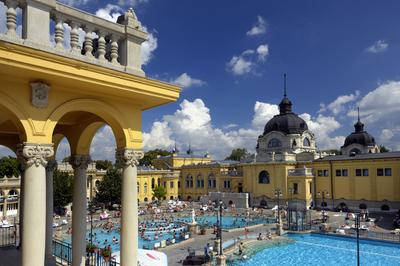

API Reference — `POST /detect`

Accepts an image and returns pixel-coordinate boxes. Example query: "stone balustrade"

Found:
[0,0,148,76]
[288,168,314,177]
[0,176,21,187]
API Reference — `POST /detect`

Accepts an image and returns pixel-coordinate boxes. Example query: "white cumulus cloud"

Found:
[170,73,206,89]
[366,40,388,53]
[141,26,158,65]
[95,4,123,22]
[319,91,360,115]
[256,44,269,61]
[247,15,267,36]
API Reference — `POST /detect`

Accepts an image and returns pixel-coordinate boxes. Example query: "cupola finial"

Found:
[283,73,287,98]
[357,106,360,122]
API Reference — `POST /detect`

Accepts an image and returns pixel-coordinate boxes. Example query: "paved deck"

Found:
[161,224,276,266]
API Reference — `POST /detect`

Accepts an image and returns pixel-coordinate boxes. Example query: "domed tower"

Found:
[256,74,317,162]
[341,108,380,155]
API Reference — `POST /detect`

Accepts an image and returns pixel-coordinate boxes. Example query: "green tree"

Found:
[379,145,390,153]
[139,149,172,166]
[225,148,248,161]
[53,170,73,212]
[94,167,121,207]
[152,186,167,201]
[0,156,20,178]
[95,160,113,170]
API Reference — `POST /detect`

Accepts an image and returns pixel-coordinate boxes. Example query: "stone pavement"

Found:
[161,224,276,266]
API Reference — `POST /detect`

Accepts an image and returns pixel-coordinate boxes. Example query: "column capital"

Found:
[17,143,54,168]
[69,155,91,170]
[46,159,58,172]
[115,148,143,167]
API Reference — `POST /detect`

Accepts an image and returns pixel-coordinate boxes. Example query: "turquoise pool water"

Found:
[231,233,400,266]
[176,216,272,229]
[65,221,188,251]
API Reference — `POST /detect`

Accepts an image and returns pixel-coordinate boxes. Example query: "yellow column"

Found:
[116,149,143,266]
[70,155,91,266]
[17,143,54,266]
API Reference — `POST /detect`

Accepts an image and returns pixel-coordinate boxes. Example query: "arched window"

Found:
[303,137,311,147]
[208,174,216,188]
[144,183,148,194]
[258,171,270,184]
[197,175,204,188]
[381,204,390,211]
[359,203,367,210]
[144,197,148,202]
[137,182,140,193]
[186,174,193,188]
[350,148,361,155]
[268,138,282,148]
[151,178,155,189]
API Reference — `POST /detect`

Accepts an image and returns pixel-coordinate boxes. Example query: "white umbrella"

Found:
[113,249,168,266]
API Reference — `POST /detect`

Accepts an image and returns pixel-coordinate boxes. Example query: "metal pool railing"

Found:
[0,225,17,247]
[52,240,120,266]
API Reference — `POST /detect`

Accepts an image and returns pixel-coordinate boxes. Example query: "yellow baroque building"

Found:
[175,90,400,212]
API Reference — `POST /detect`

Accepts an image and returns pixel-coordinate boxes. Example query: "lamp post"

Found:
[355,213,360,266]
[215,201,220,238]
[219,200,223,256]
[317,191,330,223]
[273,188,283,210]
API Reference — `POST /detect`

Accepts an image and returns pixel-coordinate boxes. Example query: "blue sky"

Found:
[2,0,400,160]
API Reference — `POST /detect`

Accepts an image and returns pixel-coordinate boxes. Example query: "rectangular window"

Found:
[356,169,362,176]
[170,181,174,188]
[293,183,298,194]
[323,170,329,176]
[178,181,181,188]
[317,170,323,177]
[213,180,217,188]
[377,168,384,176]
[224,180,231,189]
[163,181,167,188]
[363,169,369,176]
[208,179,212,188]
[335,169,341,177]
[342,169,348,176]
[385,168,392,176]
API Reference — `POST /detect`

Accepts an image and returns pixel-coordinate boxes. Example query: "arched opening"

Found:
[258,170,270,184]
[228,200,233,205]
[187,196,192,201]
[260,200,267,207]
[144,197,148,202]
[170,196,174,200]
[321,202,327,207]
[381,204,390,211]
[359,203,367,210]
[268,138,282,148]
[303,137,311,147]
[238,183,243,193]
[335,202,348,212]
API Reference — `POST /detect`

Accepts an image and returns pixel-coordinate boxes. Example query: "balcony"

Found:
[0,0,147,76]
[220,170,243,177]
[0,177,20,187]
[288,168,313,177]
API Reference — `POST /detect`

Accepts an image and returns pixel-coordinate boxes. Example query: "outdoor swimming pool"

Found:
[176,215,273,229]
[64,221,189,251]
[230,233,400,265]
